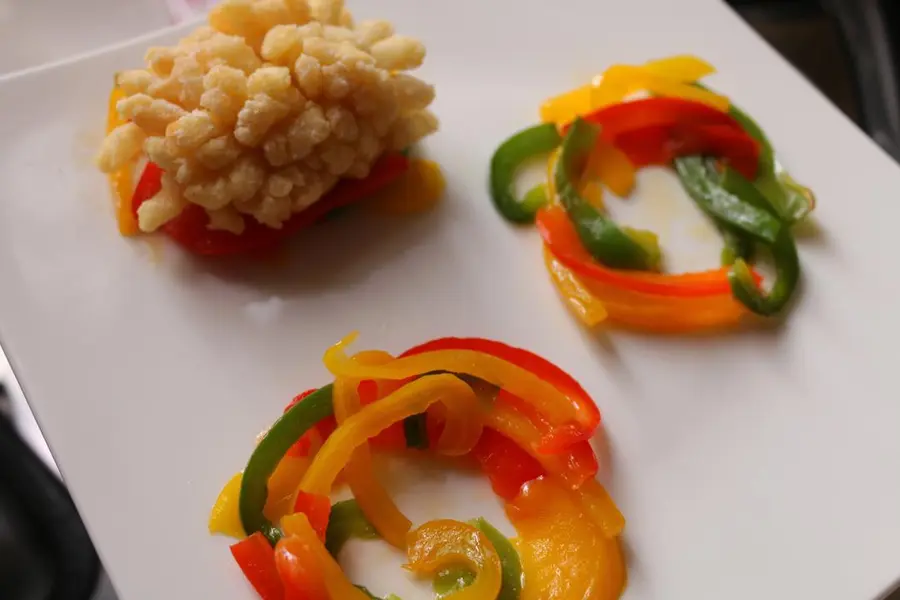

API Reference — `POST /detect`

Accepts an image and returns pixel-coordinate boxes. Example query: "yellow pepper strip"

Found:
[485,401,595,489]
[209,472,246,538]
[368,158,446,215]
[579,179,605,210]
[584,140,636,198]
[543,247,747,333]
[323,332,584,435]
[642,54,716,81]
[506,477,626,600]
[405,519,503,600]
[542,246,608,327]
[282,513,371,600]
[300,374,474,496]
[540,82,595,124]
[333,375,412,549]
[264,456,312,523]
[209,455,312,539]
[643,76,730,111]
[105,86,139,236]
[546,148,561,204]
[576,479,626,538]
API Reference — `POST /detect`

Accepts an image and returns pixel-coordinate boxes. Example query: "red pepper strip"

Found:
[537,205,762,298]
[230,532,284,600]
[357,379,406,450]
[471,429,546,501]
[274,536,329,600]
[579,97,741,140]
[283,391,337,458]
[399,337,600,454]
[614,123,760,180]
[132,153,410,256]
[291,491,331,542]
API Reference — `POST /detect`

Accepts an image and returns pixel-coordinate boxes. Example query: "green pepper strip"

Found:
[489,123,562,223]
[674,156,781,244]
[433,518,523,600]
[696,84,815,224]
[239,384,334,545]
[325,499,381,556]
[721,169,800,316]
[719,225,754,267]
[555,118,661,271]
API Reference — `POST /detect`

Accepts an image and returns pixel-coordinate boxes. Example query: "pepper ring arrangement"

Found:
[490,55,816,332]
[209,334,626,599]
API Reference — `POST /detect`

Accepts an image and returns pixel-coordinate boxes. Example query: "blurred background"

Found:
[0,0,897,598]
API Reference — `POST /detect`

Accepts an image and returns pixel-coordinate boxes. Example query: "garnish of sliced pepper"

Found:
[469,518,523,600]
[240,385,335,545]
[405,519,503,600]
[281,513,371,599]
[132,153,410,256]
[105,86,139,236]
[556,118,661,271]
[537,204,758,298]
[299,374,476,496]
[209,472,246,539]
[543,247,748,333]
[674,156,780,244]
[400,336,601,453]
[324,499,381,556]
[489,123,563,223]
[470,429,546,501]
[274,534,329,600]
[591,63,729,112]
[230,532,284,600]
[325,334,596,453]
[506,477,626,600]
[333,376,412,549]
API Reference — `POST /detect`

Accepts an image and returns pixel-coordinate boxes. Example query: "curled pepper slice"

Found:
[300,374,475,495]
[490,123,562,223]
[406,519,503,600]
[557,118,661,271]
[470,518,524,600]
[506,477,626,600]
[471,429,546,501]
[324,499,380,556]
[105,86,138,236]
[240,385,335,545]
[333,376,412,549]
[325,334,592,452]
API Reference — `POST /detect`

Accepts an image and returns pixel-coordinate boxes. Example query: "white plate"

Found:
[1,1,900,599]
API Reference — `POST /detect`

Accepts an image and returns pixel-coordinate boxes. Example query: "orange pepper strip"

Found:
[300,374,475,495]
[105,87,139,236]
[281,513,370,600]
[333,375,412,549]
[537,204,757,297]
[577,479,626,538]
[543,247,747,332]
[506,477,626,600]
[642,54,716,81]
[405,519,503,600]
[485,400,597,489]
[584,140,636,198]
[323,333,585,441]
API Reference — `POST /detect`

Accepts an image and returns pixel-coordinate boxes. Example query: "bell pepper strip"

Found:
[264,456,312,523]
[367,158,445,215]
[470,518,523,600]
[290,491,332,542]
[506,477,626,600]
[274,535,329,600]
[580,97,739,142]
[300,374,476,496]
[281,513,370,600]
[642,54,716,81]
[541,246,609,327]
[283,390,337,458]
[471,429,547,501]
[719,226,754,266]
[230,532,284,600]
[325,499,381,556]
[132,153,409,256]
[485,399,597,489]
[592,64,729,113]
[576,479,626,538]
[556,119,661,271]
[354,352,408,451]
[105,87,139,236]
[584,140,635,198]
[540,82,597,125]
[674,156,780,243]
[489,123,562,223]
[325,333,593,453]
[240,385,335,545]
[333,376,412,549]
[728,101,815,224]
[405,519,503,600]
[537,204,759,298]
[543,247,748,333]
[209,472,247,539]
[399,336,601,454]
[435,568,477,598]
